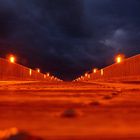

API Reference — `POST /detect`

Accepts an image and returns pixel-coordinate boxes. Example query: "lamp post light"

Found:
[88,74,91,79]
[115,54,125,64]
[116,56,122,63]
[29,69,32,76]
[85,73,88,77]
[44,74,46,79]
[93,68,98,73]
[101,69,104,76]
[9,55,16,63]
[36,68,40,73]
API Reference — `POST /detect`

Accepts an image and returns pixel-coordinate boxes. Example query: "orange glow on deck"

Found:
[0,127,18,139]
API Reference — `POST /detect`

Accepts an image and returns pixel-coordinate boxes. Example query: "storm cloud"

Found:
[0,0,140,80]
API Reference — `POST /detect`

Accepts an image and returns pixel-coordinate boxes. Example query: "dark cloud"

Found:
[0,0,140,80]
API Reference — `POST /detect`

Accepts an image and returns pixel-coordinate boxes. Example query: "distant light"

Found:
[116,56,121,63]
[29,69,32,76]
[44,75,46,79]
[81,76,84,80]
[88,74,91,78]
[46,73,50,77]
[93,68,98,73]
[36,68,40,73]
[9,55,16,63]
[101,69,104,76]
[115,54,125,64]
[51,76,54,80]
[85,73,88,77]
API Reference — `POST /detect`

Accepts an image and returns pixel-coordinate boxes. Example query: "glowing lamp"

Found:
[46,73,50,77]
[88,74,91,78]
[116,56,121,63]
[93,68,97,73]
[29,69,32,76]
[44,75,46,79]
[101,69,104,76]
[36,68,40,73]
[85,73,88,77]
[9,56,16,63]
[115,54,125,64]
[81,76,84,80]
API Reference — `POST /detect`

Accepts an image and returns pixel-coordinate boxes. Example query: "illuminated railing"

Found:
[0,58,61,81]
[75,54,140,82]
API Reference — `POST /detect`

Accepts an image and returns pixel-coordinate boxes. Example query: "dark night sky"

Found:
[0,0,140,80]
